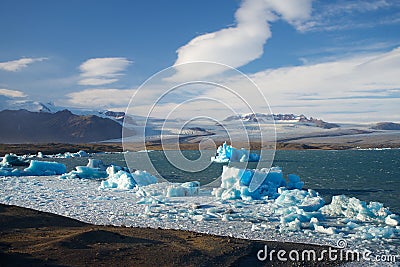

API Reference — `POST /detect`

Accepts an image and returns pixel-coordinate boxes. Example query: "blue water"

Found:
[45,149,400,214]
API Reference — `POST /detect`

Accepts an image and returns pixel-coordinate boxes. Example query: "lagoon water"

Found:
[47,149,400,214]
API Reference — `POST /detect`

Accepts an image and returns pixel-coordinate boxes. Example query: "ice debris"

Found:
[274,188,326,232]
[211,142,260,163]
[320,195,398,226]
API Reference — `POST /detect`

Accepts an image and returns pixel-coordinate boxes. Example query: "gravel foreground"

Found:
[0,204,349,267]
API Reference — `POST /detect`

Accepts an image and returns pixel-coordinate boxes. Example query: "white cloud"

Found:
[79,78,119,86]
[209,46,400,122]
[78,57,132,86]
[170,0,313,80]
[0,58,47,72]
[66,88,134,108]
[298,0,399,32]
[0,88,27,98]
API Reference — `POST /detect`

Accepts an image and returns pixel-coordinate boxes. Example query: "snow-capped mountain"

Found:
[0,95,125,122]
[223,113,340,129]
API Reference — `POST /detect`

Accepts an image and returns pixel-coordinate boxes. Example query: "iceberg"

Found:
[0,159,66,176]
[24,160,66,176]
[60,159,108,179]
[100,165,137,189]
[212,165,286,200]
[1,153,29,167]
[131,170,158,186]
[166,181,200,197]
[40,150,90,159]
[211,142,260,163]
[63,150,89,158]
[100,166,158,190]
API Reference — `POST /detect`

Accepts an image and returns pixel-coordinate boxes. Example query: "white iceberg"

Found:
[100,165,137,189]
[211,142,260,163]
[100,166,158,190]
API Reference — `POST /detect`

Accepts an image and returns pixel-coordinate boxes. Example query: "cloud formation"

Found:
[79,57,132,86]
[206,46,400,122]
[66,88,134,108]
[0,58,47,72]
[0,88,27,98]
[298,0,399,32]
[171,0,313,80]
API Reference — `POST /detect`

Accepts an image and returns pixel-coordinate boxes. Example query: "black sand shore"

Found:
[0,204,349,267]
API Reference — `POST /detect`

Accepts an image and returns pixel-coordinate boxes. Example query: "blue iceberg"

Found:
[211,142,260,163]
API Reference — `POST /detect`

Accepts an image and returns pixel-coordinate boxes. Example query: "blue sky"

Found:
[0,0,399,122]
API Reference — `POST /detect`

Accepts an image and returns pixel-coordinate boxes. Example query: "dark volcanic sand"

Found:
[0,204,349,267]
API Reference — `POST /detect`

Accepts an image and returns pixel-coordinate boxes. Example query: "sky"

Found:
[0,0,399,122]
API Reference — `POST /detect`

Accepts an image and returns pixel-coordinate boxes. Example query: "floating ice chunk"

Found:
[346,221,360,230]
[385,214,399,226]
[99,165,137,189]
[137,197,162,204]
[321,195,391,223]
[313,224,336,235]
[37,152,46,158]
[1,153,29,167]
[55,150,89,158]
[131,170,158,186]
[212,166,287,200]
[285,218,301,231]
[287,174,304,190]
[24,160,66,176]
[275,188,325,212]
[211,142,260,163]
[60,159,108,179]
[166,181,200,197]
[86,159,107,170]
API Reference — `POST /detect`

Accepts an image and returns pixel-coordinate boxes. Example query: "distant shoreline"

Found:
[0,141,399,156]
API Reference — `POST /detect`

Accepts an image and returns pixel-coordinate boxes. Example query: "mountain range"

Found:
[0,109,124,143]
[0,96,399,144]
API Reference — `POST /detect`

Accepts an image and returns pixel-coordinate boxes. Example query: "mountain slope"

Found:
[223,113,340,129]
[0,109,124,143]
